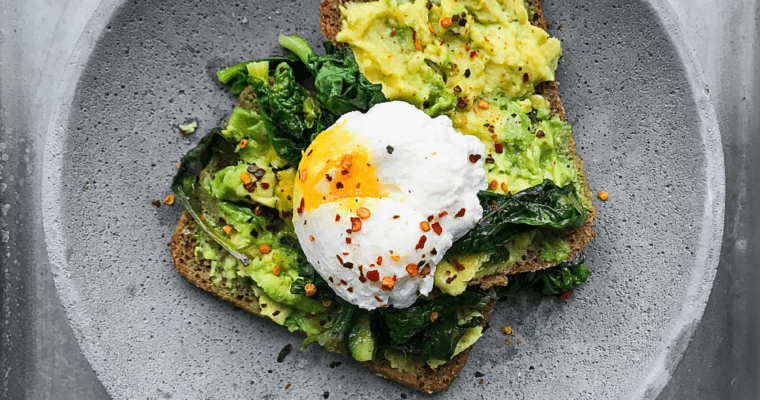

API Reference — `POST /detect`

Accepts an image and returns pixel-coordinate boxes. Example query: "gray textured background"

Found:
[0,0,756,399]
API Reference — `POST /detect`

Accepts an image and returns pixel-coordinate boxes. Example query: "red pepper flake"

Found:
[273,310,280,317]
[260,182,270,189]
[469,51,478,58]
[427,215,434,222]
[341,170,349,175]
[440,17,452,29]
[457,97,468,110]
[523,72,530,83]
[430,311,439,322]
[343,262,354,269]
[455,208,466,218]
[281,210,293,218]
[347,287,354,293]
[438,211,448,218]
[469,154,481,163]
[406,263,419,277]
[351,217,362,232]
[336,182,344,189]
[393,215,400,219]
[420,265,431,276]
[432,222,442,236]
[489,125,495,134]
[381,276,395,291]
[377,256,383,265]
[420,221,431,232]
[375,295,383,302]
[453,85,462,93]
[445,274,458,284]
[336,255,344,265]
[367,270,380,282]
[309,235,315,242]
[345,237,352,244]
[453,259,465,271]
[536,130,545,138]
[307,149,313,157]
[560,290,573,299]
[335,214,341,222]
[410,27,421,51]
[495,142,503,153]
[325,174,332,181]
[151,200,161,207]
[357,207,371,220]
[415,235,427,250]
[297,198,305,214]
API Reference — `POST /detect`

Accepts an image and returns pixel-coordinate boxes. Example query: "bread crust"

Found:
[170,0,595,393]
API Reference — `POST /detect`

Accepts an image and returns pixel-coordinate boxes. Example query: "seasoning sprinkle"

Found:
[223,225,232,234]
[259,244,271,254]
[420,221,431,232]
[357,207,371,220]
[304,283,317,297]
[163,194,175,205]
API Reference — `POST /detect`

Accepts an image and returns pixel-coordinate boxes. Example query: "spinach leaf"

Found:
[315,298,359,354]
[217,54,309,95]
[290,247,336,301]
[171,128,251,265]
[371,287,496,361]
[248,62,310,164]
[450,180,587,254]
[495,255,591,297]
[537,262,591,295]
[279,34,388,116]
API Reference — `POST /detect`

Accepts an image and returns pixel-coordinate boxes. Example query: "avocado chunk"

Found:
[348,312,375,362]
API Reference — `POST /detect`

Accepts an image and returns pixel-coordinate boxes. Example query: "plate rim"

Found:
[40,0,725,398]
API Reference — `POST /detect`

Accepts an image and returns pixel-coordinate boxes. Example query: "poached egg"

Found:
[293,101,486,309]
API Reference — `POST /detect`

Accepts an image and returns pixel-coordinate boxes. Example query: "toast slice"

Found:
[171,0,594,393]
[319,0,596,289]
[171,210,495,393]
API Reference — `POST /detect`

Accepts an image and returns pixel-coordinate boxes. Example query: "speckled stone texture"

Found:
[40,0,723,399]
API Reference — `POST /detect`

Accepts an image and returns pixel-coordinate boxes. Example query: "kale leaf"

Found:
[370,287,496,361]
[171,128,252,265]
[315,298,359,354]
[450,180,587,254]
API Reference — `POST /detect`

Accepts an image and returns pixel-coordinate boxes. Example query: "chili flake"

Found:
[440,17,452,28]
[381,276,395,291]
[455,208,466,217]
[151,200,161,207]
[415,235,427,250]
[501,182,509,192]
[357,207,371,220]
[309,235,315,242]
[304,283,317,297]
[163,194,175,205]
[223,225,232,234]
[390,254,400,262]
[239,139,248,149]
[272,265,281,276]
[420,221,431,232]
[490,180,498,190]
[240,172,252,184]
[350,217,362,232]
[259,244,271,254]
[598,191,609,201]
[367,270,380,282]
[469,154,481,163]
[406,263,419,277]
[432,222,442,236]
[494,142,503,153]
[430,312,439,322]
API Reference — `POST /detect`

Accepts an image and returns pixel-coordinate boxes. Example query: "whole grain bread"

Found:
[170,0,595,393]
[319,0,596,289]
[171,210,494,393]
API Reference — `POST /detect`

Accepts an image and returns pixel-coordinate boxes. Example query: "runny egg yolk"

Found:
[295,122,394,213]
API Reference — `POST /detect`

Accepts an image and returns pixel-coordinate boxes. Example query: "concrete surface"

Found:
[0,0,755,399]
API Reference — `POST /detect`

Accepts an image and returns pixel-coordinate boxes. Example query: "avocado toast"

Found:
[171,0,595,393]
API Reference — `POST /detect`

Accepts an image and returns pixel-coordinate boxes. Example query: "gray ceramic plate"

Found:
[43,0,724,398]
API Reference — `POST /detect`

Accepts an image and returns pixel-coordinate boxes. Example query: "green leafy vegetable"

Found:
[171,128,251,265]
[495,256,591,297]
[279,35,388,116]
[370,287,496,361]
[315,298,359,354]
[217,54,309,95]
[290,247,335,301]
[450,180,587,254]
[536,262,591,295]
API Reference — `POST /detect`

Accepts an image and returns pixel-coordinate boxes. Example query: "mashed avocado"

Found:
[338,0,587,288]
